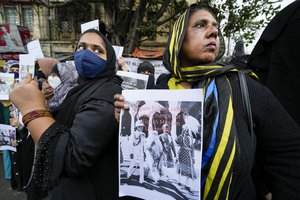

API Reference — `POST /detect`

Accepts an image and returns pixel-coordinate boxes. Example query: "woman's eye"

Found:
[77,46,84,51]
[196,22,205,28]
[94,49,100,54]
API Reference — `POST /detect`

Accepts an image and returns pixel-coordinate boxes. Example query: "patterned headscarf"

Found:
[48,63,78,112]
[37,58,60,77]
[163,4,238,199]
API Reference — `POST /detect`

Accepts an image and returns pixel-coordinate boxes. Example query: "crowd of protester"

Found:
[0,1,299,200]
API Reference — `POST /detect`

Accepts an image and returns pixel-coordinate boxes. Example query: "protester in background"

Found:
[9,106,34,192]
[228,40,249,69]
[10,29,122,200]
[115,3,300,199]
[5,62,34,191]
[42,63,78,114]
[118,56,129,72]
[0,60,19,183]
[247,1,300,126]
[35,57,59,91]
[36,58,59,78]
[0,104,11,180]
[3,60,19,79]
[137,61,155,88]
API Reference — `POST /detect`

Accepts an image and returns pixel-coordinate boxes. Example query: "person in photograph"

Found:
[115,3,300,199]
[0,131,8,145]
[176,124,196,192]
[152,101,172,135]
[159,124,176,172]
[127,120,146,184]
[9,28,122,200]
[0,26,19,48]
[145,130,163,183]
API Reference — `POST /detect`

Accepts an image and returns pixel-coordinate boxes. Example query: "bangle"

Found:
[22,109,52,126]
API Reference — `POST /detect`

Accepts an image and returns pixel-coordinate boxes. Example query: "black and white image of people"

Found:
[0,72,14,100]
[119,89,203,200]
[0,124,17,152]
[19,64,34,81]
[117,71,148,90]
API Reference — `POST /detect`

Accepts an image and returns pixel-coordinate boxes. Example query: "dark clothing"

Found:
[29,76,122,200]
[11,127,34,191]
[247,1,300,125]
[176,132,195,179]
[159,133,176,168]
[27,30,125,200]
[154,73,300,200]
[120,109,132,136]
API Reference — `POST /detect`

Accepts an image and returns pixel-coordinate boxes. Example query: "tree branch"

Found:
[150,0,170,22]
[32,0,73,8]
[156,12,179,26]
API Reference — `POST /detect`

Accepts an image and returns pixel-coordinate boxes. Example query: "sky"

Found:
[281,0,295,8]
[245,0,296,53]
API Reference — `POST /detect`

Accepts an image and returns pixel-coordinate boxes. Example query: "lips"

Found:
[206,41,217,50]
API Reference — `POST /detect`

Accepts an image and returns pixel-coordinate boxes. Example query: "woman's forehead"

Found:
[79,32,105,47]
[189,9,217,23]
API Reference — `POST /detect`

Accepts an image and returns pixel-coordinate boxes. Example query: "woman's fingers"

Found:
[114,94,129,121]
[22,73,32,83]
[114,94,124,101]
[113,94,129,109]
[115,108,121,122]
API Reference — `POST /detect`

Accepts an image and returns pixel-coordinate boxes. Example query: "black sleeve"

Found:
[246,75,300,199]
[32,81,121,198]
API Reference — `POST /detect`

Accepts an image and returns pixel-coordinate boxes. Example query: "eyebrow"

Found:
[195,18,218,27]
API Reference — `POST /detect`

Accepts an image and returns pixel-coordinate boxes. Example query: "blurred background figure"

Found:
[247,0,300,125]
[137,61,155,88]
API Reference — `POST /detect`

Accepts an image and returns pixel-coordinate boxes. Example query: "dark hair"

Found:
[137,61,155,74]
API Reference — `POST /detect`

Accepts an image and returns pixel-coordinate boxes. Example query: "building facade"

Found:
[0,0,197,59]
[0,0,96,58]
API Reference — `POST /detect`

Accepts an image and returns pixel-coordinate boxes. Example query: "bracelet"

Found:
[22,109,52,126]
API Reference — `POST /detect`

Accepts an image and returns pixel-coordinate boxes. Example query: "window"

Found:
[4,7,20,25]
[22,8,33,30]
[56,7,74,32]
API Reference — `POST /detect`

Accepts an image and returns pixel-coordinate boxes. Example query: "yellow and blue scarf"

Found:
[162,7,238,200]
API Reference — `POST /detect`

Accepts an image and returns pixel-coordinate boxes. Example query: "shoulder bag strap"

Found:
[238,71,254,138]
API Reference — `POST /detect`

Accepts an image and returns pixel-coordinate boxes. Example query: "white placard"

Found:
[81,19,99,33]
[0,72,14,100]
[124,57,169,80]
[0,124,17,152]
[19,54,35,81]
[27,39,44,60]
[117,70,148,90]
[119,89,203,200]
[113,45,124,59]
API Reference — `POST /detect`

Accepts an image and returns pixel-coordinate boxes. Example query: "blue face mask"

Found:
[74,49,107,78]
